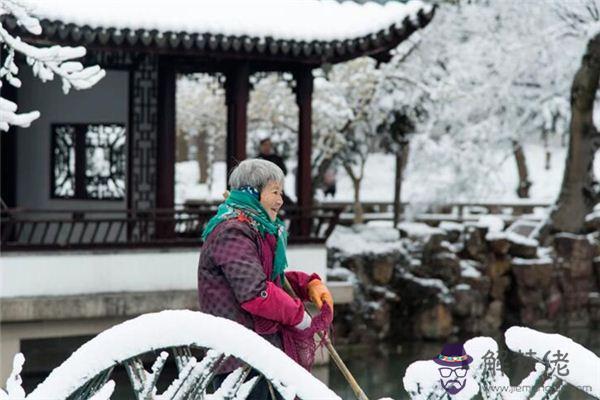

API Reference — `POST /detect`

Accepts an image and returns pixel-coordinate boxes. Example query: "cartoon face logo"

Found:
[437,365,468,394]
[433,343,473,395]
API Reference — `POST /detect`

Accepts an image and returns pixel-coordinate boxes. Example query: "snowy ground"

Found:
[175,144,600,205]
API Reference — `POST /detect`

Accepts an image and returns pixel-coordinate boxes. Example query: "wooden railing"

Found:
[324,200,551,225]
[0,205,343,252]
[0,200,550,251]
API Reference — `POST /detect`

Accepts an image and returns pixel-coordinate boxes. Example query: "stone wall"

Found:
[328,223,600,346]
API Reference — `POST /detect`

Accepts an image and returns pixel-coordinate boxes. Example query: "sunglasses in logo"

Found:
[438,367,468,378]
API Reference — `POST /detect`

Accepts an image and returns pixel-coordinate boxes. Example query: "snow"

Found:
[87,381,114,400]
[555,232,589,241]
[486,231,539,247]
[397,222,444,239]
[326,225,404,256]
[505,326,600,398]
[24,310,340,400]
[361,222,401,241]
[1,353,26,399]
[399,271,452,303]
[326,266,356,284]
[439,221,464,232]
[460,260,482,278]
[511,257,553,266]
[455,283,472,291]
[476,215,504,232]
[585,209,600,222]
[176,145,600,207]
[1,0,105,131]
[20,0,432,42]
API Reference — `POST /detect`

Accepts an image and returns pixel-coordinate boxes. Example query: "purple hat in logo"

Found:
[433,343,473,367]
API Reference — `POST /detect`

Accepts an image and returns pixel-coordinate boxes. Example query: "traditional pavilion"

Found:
[0,0,435,382]
[1,0,434,245]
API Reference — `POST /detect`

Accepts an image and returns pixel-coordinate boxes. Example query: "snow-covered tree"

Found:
[176,74,226,188]
[382,0,583,204]
[316,57,385,222]
[311,70,354,197]
[248,73,297,159]
[0,0,105,131]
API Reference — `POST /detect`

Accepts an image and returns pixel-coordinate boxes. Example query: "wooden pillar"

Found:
[1,82,17,208]
[156,58,176,237]
[225,62,250,179]
[294,68,314,237]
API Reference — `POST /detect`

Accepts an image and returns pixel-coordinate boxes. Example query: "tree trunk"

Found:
[196,131,209,184]
[352,176,363,224]
[176,129,188,162]
[543,132,552,170]
[343,162,364,224]
[512,140,531,198]
[550,33,600,233]
[393,142,410,228]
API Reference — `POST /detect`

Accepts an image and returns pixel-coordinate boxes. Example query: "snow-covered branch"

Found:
[553,0,600,39]
[0,0,105,132]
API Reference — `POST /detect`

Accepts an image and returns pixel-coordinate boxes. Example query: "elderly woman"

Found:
[198,158,333,398]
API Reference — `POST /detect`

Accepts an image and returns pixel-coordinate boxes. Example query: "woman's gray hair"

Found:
[228,158,285,193]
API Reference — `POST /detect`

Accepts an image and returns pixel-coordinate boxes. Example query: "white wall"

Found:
[0,245,326,298]
[15,68,129,211]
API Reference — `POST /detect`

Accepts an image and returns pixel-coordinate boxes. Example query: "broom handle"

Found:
[283,278,370,400]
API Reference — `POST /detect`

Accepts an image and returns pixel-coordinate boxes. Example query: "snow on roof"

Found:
[20,0,433,42]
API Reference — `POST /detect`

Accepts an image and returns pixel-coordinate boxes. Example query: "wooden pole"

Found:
[294,67,313,237]
[282,278,370,400]
[224,62,250,179]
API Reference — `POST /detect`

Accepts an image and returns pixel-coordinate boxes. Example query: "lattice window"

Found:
[52,125,76,198]
[51,123,126,200]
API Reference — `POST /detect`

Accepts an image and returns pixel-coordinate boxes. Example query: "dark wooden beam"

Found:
[156,57,176,236]
[294,67,313,236]
[225,62,250,179]
[0,80,17,207]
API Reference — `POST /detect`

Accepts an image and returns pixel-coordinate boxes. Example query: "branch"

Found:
[0,0,105,131]
[0,91,39,131]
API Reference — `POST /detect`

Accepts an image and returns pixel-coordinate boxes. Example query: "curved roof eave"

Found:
[1,2,435,66]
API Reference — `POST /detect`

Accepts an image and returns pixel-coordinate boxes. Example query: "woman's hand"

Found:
[307,279,334,312]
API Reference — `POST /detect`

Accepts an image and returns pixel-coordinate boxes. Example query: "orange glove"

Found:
[307,279,334,311]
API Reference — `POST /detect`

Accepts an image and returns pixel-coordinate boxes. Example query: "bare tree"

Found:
[512,140,532,198]
[550,1,600,233]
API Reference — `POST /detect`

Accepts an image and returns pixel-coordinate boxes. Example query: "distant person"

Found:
[257,138,294,206]
[257,138,287,176]
[322,168,337,198]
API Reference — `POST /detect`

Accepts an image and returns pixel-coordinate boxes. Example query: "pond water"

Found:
[20,328,599,399]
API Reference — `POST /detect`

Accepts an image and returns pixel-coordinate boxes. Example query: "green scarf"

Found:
[202,190,288,281]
